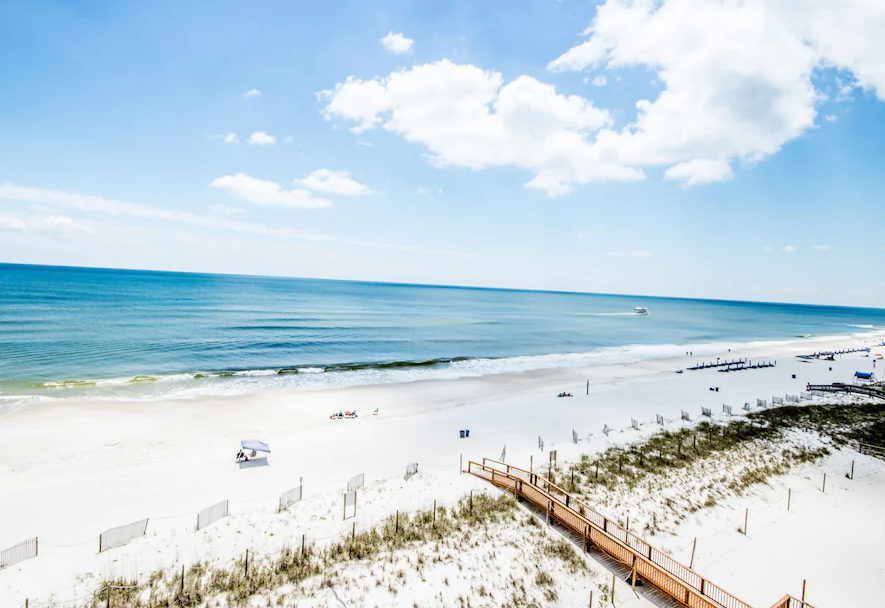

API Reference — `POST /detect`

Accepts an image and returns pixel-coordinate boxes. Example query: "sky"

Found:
[1,0,884,307]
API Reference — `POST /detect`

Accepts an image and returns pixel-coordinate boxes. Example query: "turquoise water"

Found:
[1,263,884,409]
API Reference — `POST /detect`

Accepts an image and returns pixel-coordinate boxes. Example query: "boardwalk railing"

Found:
[468,459,817,608]
[806,383,884,400]
[857,441,885,459]
[769,595,817,608]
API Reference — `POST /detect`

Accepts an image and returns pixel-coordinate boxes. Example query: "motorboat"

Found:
[634,307,649,315]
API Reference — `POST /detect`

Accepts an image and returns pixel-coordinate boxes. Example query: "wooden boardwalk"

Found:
[469,459,816,608]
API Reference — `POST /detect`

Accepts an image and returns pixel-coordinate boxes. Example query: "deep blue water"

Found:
[1,263,884,408]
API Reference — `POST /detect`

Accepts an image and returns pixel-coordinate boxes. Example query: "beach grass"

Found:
[83,492,590,608]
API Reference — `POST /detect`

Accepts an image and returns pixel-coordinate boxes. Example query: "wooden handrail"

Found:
[469,458,813,608]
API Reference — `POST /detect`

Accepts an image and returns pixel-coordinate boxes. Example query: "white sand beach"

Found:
[1,330,884,607]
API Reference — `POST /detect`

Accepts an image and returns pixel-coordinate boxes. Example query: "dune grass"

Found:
[83,492,565,608]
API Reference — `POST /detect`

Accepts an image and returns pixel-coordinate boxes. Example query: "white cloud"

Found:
[812,244,834,250]
[762,246,774,253]
[247,131,276,145]
[211,174,330,208]
[223,133,239,144]
[664,159,733,186]
[244,88,262,98]
[284,135,294,144]
[417,186,444,198]
[210,204,246,215]
[0,182,467,257]
[381,32,414,54]
[357,141,373,148]
[296,169,371,196]
[782,245,797,253]
[0,214,92,235]
[824,114,837,122]
[542,0,885,187]
[591,75,607,87]
[606,250,652,258]
[577,231,593,239]
[321,60,635,196]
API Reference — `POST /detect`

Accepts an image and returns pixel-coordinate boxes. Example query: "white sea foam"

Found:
[232,369,277,377]
[3,327,884,414]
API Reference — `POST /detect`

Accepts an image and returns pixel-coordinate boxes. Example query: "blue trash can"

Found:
[459,430,465,438]
[465,429,470,438]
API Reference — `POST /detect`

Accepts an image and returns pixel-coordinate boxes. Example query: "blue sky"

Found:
[1,0,884,306]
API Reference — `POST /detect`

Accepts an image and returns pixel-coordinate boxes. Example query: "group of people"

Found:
[330,410,358,420]
[235,449,257,462]
[557,392,573,397]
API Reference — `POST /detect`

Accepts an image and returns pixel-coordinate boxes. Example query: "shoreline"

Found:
[1,329,883,605]
[3,327,884,415]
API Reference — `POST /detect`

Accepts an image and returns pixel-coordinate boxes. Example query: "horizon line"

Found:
[1,260,882,312]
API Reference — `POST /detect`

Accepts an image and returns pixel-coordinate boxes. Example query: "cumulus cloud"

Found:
[591,75,607,87]
[296,169,371,196]
[244,88,262,98]
[223,133,239,144]
[812,244,835,250]
[381,32,414,54]
[321,60,634,196]
[546,0,885,187]
[319,1,885,195]
[211,174,330,208]
[782,245,797,253]
[247,131,276,145]
[664,159,733,186]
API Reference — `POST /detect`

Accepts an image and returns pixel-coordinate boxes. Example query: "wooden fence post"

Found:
[801,579,806,602]
[395,510,400,533]
[744,509,748,535]
[589,590,593,607]
[106,586,110,608]
[181,563,185,595]
[530,454,533,473]
[611,572,616,605]
[787,488,791,511]
[822,473,826,493]
[631,558,637,590]
[245,549,249,578]
[302,534,306,558]
[433,500,437,525]
[850,460,855,480]
[689,538,697,569]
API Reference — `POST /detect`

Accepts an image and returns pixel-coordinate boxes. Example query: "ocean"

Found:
[1,263,884,411]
